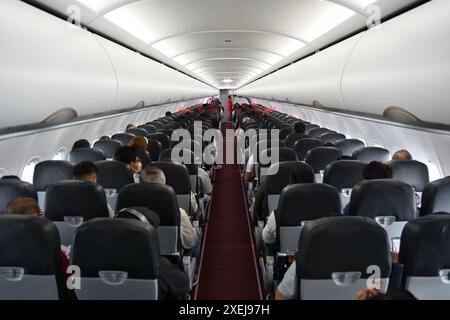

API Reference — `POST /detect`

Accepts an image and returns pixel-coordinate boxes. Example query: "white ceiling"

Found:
[33,0,419,89]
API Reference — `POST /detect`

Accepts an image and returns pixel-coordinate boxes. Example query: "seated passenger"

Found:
[197,166,213,204]
[114,146,142,182]
[392,149,413,160]
[342,161,393,215]
[275,260,296,300]
[293,121,306,134]
[98,135,110,141]
[165,111,172,116]
[139,165,200,257]
[72,139,90,151]
[126,123,136,131]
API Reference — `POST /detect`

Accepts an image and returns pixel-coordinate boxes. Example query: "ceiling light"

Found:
[223,79,233,83]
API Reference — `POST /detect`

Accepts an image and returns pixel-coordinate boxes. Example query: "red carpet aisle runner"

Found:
[194,122,263,299]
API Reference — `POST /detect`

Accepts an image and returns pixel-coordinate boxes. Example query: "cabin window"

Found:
[425,160,443,182]
[20,158,40,184]
[53,148,66,161]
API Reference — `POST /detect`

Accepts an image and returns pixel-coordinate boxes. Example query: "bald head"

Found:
[392,149,412,161]
[140,165,166,184]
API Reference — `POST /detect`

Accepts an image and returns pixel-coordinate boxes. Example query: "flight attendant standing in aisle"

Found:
[227,95,233,121]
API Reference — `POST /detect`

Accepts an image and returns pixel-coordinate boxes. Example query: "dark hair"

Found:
[165,111,172,116]
[289,169,313,184]
[99,136,110,141]
[293,121,306,134]
[73,161,97,179]
[114,146,139,165]
[363,161,393,180]
[72,139,90,150]
[368,289,417,300]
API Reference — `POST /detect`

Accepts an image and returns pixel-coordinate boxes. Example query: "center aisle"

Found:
[194,122,263,300]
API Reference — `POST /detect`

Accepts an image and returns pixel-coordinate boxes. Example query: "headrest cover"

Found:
[96,160,134,191]
[335,139,365,157]
[111,133,135,146]
[33,161,74,191]
[297,216,391,279]
[294,138,325,161]
[323,160,366,191]
[116,183,180,226]
[387,160,429,192]
[150,162,191,194]
[265,162,315,195]
[349,179,416,221]
[45,180,109,221]
[352,147,390,163]
[277,184,341,227]
[93,140,123,159]
[399,215,450,277]
[0,180,37,214]
[71,218,159,279]
[421,177,450,216]
[305,147,343,173]
[68,148,106,164]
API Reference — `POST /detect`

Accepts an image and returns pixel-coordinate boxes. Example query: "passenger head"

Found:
[72,139,90,150]
[363,161,393,180]
[98,136,110,141]
[165,111,172,116]
[140,165,166,184]
[73,161,97,183]
[293,121,306,134]
[115,146,142,173]
[129,136,148,151]
[126,123,136,131]
[392,149,412,161]
[289,169,313,184]
[5,197,41,216]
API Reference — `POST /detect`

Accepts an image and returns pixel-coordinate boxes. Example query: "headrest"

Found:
[260,148,298,167]
[162,149,199,175]
[147,133,171,149]
[294,138,325,161]
[297,216,391,279]
[349,179,416,221]
[387,160,429,192]
[137,149,152,167]
[116,183,180,226]
[305,124,320,134]
[0,215,64,297]
[127,128,148,136]
[95,160,134,191]
[279,127,294,140]
[115,207,160,229]
[111,133,135,146]
[265,162,315,195]
[147,139,163,161]
[138,124,157,134]
[33,160,74,191]
[150,162,191,194]
[71,218,159,279]
[45,180,109,221]
[0,180,37,214]
[323,160,366,191]
[305,147,343,173]
[309,127,334,138]
[352,147,390,163]
[421,177,450,216]
[335,139,365,157]
[276,184,341,227]
[284,133,309,148]
[68,147,106,164]
[93,140,123,159]
[320,132,346,144]
[399,215,450,277]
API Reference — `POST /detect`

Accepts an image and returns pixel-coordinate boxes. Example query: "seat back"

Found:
[305,147,343,173]
[308,127,332,138]
[294,138,324,161]
[111,133,135,146]
[68,148,106,164]
[320,133,346,144]
[33,160,74,209]
[352,147,390,163]
[0,180,37,214]
[93,140,123,159]
[116,183,180,255]
[0,215,64,300]
[147,139,163,161]
[296,216,391,300]
[147,133,171,149]
[400,215,450,299]
[127,128,148,137]
[421,177,450,216]
[284,133,309,148]
[138,124,157,134]
[71,218,159,300]
[276,184,341,254]
[387,160,429,192]
[335,139,365,157]
[305,124,320,134]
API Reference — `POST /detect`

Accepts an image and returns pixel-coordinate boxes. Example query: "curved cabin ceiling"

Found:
[34,0,419,89]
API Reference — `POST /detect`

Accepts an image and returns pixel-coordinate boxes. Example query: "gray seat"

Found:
[284,133,309,148]
[309,127,334,138]
[320,133,346,144]
[93,139,123,159]
[400,215,450,300]
[127,128,148,137]
[147,133,171,149]
[335,139,365,157]
[138,124,157,134]
[296,216,391,299]
[68,147,106,164]
[0,179,37,214]
[305,124,320,134]
[293,138,324,161]
[0,215,64,300]
[387,160,429,192]
[352,147,390,163]
[71,218,159,300]
[305,146,343,173]
[111,133,135,146]
[421,177,450,216]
